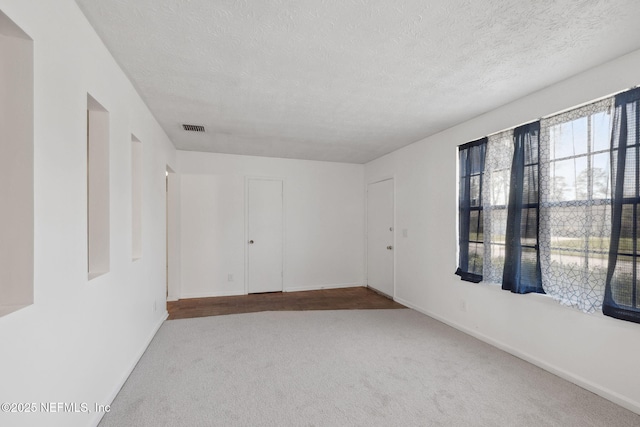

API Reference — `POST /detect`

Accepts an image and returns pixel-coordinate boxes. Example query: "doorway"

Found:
[367,178,394,297]
[246,178,284,294]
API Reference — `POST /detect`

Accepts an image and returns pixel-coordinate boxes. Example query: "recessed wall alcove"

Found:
[0,9,34,316]
[131,134,142,260]
[87,94,110,280]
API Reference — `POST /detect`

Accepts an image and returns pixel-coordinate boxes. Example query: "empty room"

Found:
[1,0,640,426]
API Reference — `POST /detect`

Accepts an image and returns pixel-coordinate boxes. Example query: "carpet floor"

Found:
[99,309,640,426]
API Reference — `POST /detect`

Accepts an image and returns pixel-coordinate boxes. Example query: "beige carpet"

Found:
[99,309,639,426]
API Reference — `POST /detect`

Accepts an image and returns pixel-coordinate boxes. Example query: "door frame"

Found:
[366,176,396,299]
[244,176,286,294]
[165,165,180,302]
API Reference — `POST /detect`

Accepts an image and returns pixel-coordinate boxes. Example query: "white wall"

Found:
[366,49,640,414]
[0,1,176,426]
[178,151,365,298]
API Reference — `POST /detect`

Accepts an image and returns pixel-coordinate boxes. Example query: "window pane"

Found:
[619,204,635,254]
[520,247,539,282]
[468,243,483,276]
[521,207,538,246]
[469,210,483,242]
[470,175,481,207]
[611,256,634,306]
[591,153,611,199]
[489,244,506,265]
[549,157,588,201]
[625,103,638,147]
[524,134,539,165]
[469,148,484,174]
[523,165,538,204]
[459,150,469,177]
[592,111,612,152]
[575,158,593,200]
[551,117,588,159]
[489,169,510,206]
[547,173,569,202]
[587,204,611,253]
[484,242,506,285]
[623,146,637,198]
[548,206,574,240]
[489,208,508,243]
[459,177,468,204]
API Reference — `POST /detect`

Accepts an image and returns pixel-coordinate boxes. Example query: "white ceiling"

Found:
[75,0,640,164]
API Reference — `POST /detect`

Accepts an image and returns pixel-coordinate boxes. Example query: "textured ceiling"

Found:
[75,0,640,163]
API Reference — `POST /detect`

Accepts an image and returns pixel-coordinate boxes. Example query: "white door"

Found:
[247,178,283,293]
[367,179,394,297]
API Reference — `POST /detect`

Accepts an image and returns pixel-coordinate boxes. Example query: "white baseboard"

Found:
[394,297,640,416]
[90,311,168,427]
[283,283,363,293]
[179,290,245,299]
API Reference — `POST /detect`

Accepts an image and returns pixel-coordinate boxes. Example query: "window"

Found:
[455,138,487,282]
[456,88,640,324]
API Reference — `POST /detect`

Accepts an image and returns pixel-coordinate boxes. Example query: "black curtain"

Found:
[456,138,487,283]
[603,88,640,323]
[502,122,544,294]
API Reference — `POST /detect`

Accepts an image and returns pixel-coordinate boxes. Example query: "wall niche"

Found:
[0,9,34,316]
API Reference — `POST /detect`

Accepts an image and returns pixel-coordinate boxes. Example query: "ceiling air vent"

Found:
[182,124,205,132]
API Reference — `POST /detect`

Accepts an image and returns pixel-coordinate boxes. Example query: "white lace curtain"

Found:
[538,98,614,312]
[482,131,513,284]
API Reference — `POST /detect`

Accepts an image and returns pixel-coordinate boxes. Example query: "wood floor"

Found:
[167,286,406,320]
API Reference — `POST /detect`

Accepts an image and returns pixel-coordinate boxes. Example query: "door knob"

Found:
[386,245,393,250]
[248,240,254,244]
